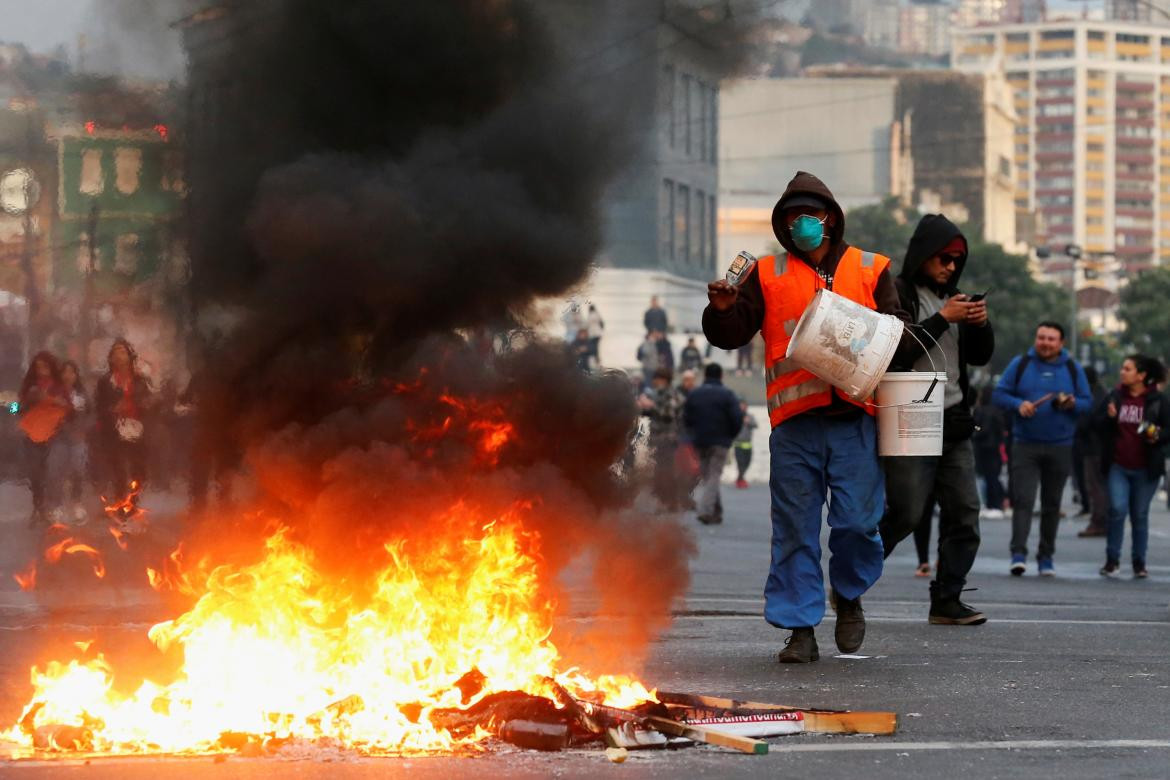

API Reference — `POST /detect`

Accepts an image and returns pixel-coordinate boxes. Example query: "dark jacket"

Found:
[683,378,744,449]
[702,171,917,416]
[1093,386,1170,480]
[972,403,1007,456]
[888,214,995,440]
[95,372,154,436]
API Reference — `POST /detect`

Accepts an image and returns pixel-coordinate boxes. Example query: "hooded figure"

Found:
[879,213,995,627]
[702,171,917,664]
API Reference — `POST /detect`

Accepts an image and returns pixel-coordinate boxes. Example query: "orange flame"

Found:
[3,505,653,755]
[13,563,36,592]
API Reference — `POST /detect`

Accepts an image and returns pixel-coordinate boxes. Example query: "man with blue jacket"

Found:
[993,322,1092,576]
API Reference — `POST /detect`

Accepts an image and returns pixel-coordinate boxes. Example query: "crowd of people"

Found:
[13,337,224,527]
[699,169,1165,663]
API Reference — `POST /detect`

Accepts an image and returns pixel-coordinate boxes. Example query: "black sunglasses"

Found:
[939,253,962,267]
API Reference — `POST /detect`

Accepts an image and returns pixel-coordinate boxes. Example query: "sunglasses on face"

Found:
[938,253,962,267]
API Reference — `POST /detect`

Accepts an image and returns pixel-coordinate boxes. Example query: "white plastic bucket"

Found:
[876,372,946,456]
[784,289,905,402]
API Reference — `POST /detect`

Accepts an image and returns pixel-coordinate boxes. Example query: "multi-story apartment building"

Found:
[1107,0,1170,22]
[957,0,1009,27]
[954,20,1170,299]
[899,1,956,57]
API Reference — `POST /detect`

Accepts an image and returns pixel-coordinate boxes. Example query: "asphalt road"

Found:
[1,476,1168,779]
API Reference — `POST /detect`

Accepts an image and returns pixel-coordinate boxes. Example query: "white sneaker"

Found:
[980,508,1005,520]
[71,505,88,526]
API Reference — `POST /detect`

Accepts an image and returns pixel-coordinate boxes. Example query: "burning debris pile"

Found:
[1,0,789,760]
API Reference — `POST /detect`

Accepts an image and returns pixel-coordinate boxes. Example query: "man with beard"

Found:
[994,322,1092,576]
[878,214,994,626]
[703,171,916,663]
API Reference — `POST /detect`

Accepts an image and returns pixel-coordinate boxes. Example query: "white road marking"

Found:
[770,739,1170,753]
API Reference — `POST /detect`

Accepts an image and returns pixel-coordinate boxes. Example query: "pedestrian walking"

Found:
[877,214,993,625]
[1095,355,1169,579]
[586,304,604,363]
[702,170,918,662]
[972,385,1008,518]
[636,331,665,378]
[1075,366,1109,537]
[993,322,1091,577]
[639,367,683,510]
[736,342,754,376]
[683,363,743,526]
[679,337,703,372]
[643,296,668,335]
[732,400,757,488]
[570,328,595,371]
[53,360,91,524]
[94,338,154,503]
[912,501,937,577]
[17,352,67,526]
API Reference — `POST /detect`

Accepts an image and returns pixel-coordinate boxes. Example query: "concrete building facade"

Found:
[716,77,904,264]
[954,19,1170,299]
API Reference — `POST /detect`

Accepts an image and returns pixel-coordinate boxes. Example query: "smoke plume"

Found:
[172,0,763,672]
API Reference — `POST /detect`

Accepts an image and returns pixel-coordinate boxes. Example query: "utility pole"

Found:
[1066,243,1082,360]
[79,203,99,373]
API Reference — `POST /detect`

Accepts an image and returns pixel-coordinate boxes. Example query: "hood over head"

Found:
[771,171,845,257]
[900,213,968,294]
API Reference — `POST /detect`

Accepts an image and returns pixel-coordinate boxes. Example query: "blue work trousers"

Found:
[765,413,885,629]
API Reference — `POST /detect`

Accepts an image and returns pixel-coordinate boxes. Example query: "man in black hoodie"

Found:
[704,171,920,663]
[879,214,994,625]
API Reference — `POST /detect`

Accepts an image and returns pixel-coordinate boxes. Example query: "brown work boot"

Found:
[777,627,819,663]
[833,594,866,653]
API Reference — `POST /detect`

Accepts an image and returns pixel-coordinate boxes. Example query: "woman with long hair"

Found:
[55,360,91,524]
[17,351,66,525]
[94,338,153,502]
[1095,354,1170,579]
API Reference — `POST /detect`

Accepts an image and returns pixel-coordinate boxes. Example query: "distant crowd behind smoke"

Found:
[26,0,765,673]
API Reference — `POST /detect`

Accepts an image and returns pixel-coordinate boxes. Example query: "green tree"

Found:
[1119,267,1170,367]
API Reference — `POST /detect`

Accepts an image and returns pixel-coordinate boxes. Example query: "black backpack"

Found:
[1012,354,1081,395]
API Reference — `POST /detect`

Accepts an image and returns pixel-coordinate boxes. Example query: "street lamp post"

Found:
[1065,244,1082,359]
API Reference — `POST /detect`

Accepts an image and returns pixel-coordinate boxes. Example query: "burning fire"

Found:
[3,500,653,755]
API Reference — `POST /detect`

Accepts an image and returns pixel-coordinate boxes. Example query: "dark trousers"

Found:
[734,445,752,480]
[650,439,679,509]
[880,439,982,602]
[23,438,51,515]
[1009,442,1072,559]
[1082,454,1109,530]
[104,435,147,500]
[974,447,1006,510]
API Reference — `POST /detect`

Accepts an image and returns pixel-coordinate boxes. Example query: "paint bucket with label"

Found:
[875,372,946,456]
[784,289,904,402]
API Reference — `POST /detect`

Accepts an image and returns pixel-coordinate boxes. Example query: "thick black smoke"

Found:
[177,0,762,671]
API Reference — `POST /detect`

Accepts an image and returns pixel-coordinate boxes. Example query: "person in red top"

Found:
[17,352,67,525]
[94,338,154,502]
[1094,354,1170,578]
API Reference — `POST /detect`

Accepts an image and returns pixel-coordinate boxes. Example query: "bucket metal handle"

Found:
[865,323,948,409]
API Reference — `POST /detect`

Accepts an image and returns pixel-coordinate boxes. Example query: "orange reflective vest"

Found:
[759,246,890,428]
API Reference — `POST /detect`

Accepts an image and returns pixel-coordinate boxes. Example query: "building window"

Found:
[682,74,692,156]
[661,179,675,260]
[676,185,689,263]
[708,88,718,164]
[114,147,142,195]
[114,233,140,275]
[708,193,716,268]
[695,189,705,266]
[661,64,675,149]
[161,151,185,194]
[80,149,104,195]
[697,81,707,164]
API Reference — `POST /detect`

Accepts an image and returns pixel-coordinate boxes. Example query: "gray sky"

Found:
[0,0,89,54]
[0,0,185,80]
